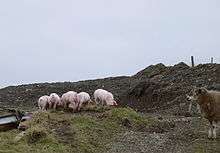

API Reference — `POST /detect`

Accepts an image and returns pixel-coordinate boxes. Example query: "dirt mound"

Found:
[122,63,220,114]
[133,63,167,79]
[0,62,219,114]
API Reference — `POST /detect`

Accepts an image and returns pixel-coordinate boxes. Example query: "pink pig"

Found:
[49,93,61,110]
[38,95,50,110]
[77,92,92,111]
[61,91,78,109]
[94,89,118,106]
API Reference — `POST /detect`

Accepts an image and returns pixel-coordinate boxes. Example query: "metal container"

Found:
[0,114,20,131]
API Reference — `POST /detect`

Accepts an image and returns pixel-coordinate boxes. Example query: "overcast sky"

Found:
[0,0,219,88]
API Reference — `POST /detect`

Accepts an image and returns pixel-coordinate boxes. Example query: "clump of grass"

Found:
[0,129,70,153]
[106,107,153,129]
[0,107,153,153]
[67,107,154,152]
[70,114,120,153]
[28,111,51,127]
[25,126,47,143]
[0,111,72,153]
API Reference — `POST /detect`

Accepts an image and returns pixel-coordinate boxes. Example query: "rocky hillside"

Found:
[0,62,219,113]
[123,63,220,114]
[0,62,220,153]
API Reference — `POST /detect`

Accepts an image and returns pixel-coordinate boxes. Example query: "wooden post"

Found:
[191,56,194,67]
[211,57,214,64]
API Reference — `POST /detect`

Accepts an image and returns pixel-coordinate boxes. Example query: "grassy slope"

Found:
[1,107,220,153]
[0,107,153,153]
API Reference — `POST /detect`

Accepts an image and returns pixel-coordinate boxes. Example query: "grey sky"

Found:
[0,0,219,88]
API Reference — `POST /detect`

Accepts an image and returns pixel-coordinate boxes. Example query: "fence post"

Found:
[211,57,214,64]
[191,56,194,67]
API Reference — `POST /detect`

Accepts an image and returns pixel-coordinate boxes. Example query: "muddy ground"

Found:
[0,62,220,153]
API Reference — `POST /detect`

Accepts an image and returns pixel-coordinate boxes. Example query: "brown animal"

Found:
[192,87,220,139]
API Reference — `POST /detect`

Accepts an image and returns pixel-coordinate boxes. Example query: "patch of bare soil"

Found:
[107,113,220,153]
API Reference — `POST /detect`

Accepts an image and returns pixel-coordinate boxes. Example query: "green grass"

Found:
[0,129,69,153]
[109,107,152,125]
[0,107,153,153]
